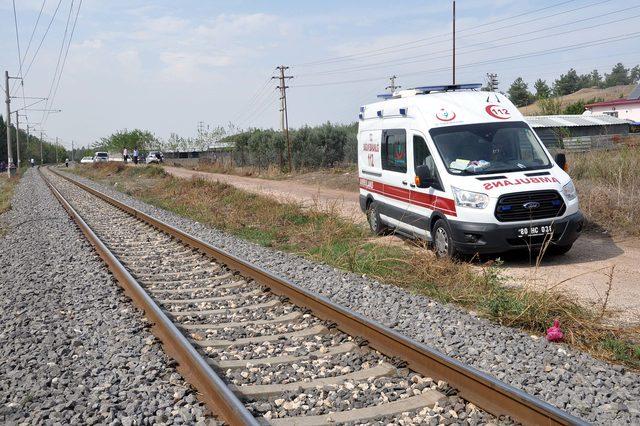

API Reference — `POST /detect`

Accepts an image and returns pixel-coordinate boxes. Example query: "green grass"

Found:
[602,339,640,369]
[71,162,640,370]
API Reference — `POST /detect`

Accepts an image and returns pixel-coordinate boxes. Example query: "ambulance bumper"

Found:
[448,211,584,255]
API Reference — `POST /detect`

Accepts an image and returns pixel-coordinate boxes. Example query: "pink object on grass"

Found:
[546,319,564,342]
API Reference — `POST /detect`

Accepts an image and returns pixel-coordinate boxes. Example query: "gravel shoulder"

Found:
[65,168,640,424]
[0,169,213,425]
[163,165,640,325]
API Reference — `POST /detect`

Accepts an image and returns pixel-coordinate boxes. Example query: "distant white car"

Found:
[146,151,164,164]
[94,152,109,162]
[80,156,94,164]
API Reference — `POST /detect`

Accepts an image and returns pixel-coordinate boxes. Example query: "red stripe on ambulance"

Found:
[361,180,457,217]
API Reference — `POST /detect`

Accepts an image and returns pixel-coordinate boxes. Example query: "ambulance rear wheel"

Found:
[432,219,457,258]
[367,201,386,235]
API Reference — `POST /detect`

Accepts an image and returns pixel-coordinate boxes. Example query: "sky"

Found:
[1,0,639,149]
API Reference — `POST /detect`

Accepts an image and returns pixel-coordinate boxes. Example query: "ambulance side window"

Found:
[381,129,407,173]
[413,135,443,191]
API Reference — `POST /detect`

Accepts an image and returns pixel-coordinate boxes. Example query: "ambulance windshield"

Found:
[429,121,551,175]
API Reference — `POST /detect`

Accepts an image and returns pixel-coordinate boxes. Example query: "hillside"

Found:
[519,84,637,116]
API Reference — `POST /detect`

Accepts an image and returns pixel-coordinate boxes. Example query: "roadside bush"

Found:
[222,122,357,171]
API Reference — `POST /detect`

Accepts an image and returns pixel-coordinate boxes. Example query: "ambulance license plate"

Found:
[516,224,554,237]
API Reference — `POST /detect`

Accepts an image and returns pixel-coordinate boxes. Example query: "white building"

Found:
[584,84,640,124]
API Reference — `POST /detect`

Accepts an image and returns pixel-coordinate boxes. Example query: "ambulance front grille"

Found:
[494,190,566,222]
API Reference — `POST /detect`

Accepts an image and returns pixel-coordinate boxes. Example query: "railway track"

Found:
[40,167,587,426]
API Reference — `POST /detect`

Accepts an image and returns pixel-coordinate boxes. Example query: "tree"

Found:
[553,68,581,96]
[507,77,533,107]
[95,129,157,153]
[588,69,603,88]
[630,65,640,84]
[538,97,563,115]
[534,79,551,99]
[604,63,631,87]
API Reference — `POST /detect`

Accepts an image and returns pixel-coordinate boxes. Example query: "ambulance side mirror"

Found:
[554,153,568,171]
[415,165,435,188]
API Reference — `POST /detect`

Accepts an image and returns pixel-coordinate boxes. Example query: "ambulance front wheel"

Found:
[432,219,457,258]
[367,201,386,235]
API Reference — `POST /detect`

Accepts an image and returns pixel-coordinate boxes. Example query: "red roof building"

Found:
[584,85,640,123]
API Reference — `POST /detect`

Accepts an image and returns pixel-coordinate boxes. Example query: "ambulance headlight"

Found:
[452,187,489,209]
[562,180,577,201]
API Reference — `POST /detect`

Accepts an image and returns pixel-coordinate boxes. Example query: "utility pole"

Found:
[486,73,499,92]
[40,131,44,165]
[386,75,401,93]
[55,137,59,164]
[5,71,13,177]
[15,112,21,169]
[272,66,293,172]
[452,0,456,85]
[71,140,74,162]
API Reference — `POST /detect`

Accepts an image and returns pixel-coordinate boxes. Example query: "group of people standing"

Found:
[122,147,140,164]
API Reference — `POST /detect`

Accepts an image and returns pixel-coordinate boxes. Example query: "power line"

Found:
[20,0,47,71]
[21,0,64,82]
[41,0,75,124]
[295,7,640,79]
[230,75,272,125]
[292,31,640,88]
[234,84,278,129]
[297,0,614,70]
[292,0,580,67]
[237,87,278,130]
[44,0,82,125]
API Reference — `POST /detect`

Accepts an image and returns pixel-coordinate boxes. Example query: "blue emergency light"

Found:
[376,94,393,99]
[413,83,482,93]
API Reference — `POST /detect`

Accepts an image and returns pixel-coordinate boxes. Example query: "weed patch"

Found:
[569,145,640,236]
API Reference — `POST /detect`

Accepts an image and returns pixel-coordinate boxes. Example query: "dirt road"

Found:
[164,166,640,324]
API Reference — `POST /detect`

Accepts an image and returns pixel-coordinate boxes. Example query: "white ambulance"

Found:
[357,84,583,257]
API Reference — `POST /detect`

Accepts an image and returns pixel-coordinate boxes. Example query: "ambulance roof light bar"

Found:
[413,83,482,93]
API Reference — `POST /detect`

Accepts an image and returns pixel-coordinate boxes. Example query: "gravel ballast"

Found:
[58,167,640,424]
[0,169,213,425]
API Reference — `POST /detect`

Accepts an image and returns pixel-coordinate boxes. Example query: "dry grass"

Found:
[0,169,23,236]
[184,161,360,192]
[569,144,640,237]
[72,163,640,369]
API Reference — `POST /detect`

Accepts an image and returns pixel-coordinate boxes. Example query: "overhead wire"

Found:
[44,0,82,125]
[237,87,279,130]
[295,0,613,70]
[234,86,277,130]
[295,6,640,79]
[22,0,64,82]
[241,94,279,130]
[20,0,47,72]
[230,75,273,125]
[41,0,75,124]
[292,0,580,67]
[292,31,640,88]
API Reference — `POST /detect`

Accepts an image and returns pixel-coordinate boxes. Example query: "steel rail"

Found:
[46,167,588,426]
[39,167,260,426]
